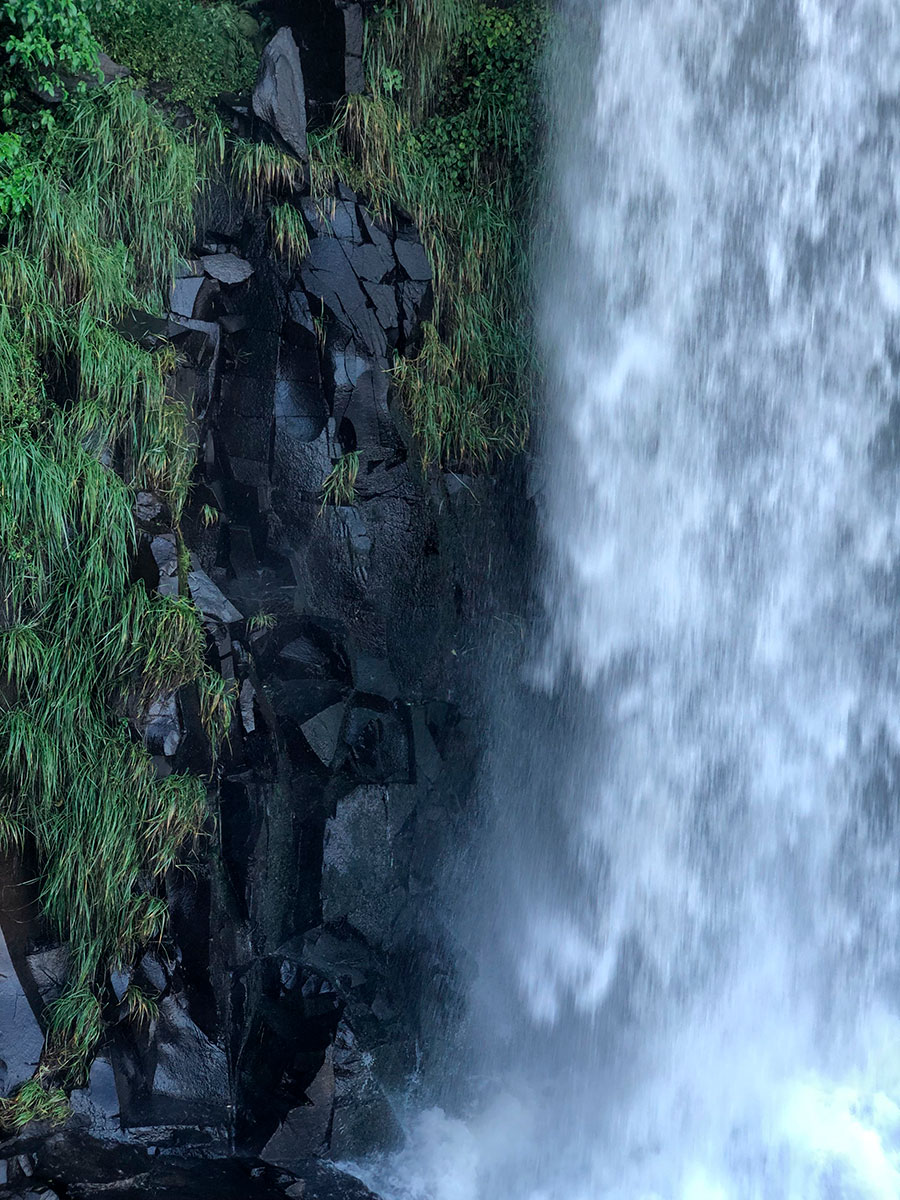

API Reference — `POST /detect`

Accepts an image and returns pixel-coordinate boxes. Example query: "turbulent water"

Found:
[362,1,900,1196]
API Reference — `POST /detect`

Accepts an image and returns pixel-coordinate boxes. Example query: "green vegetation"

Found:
[248,611,277,633]
[320,451,360,510]
[309,0,546,466]
[0,0,136,129]
[232,136,304,208]
[0,81,226,1123]
[94,0,258,115]
[0,1077,69,1130]
[269,202,310,268]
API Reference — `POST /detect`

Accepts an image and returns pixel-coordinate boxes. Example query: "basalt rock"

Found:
[253,28,308,162]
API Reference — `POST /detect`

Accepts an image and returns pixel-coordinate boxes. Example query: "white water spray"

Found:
[361,1,900,1195]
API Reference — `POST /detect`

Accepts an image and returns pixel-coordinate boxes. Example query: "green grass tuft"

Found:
[320,452,360,510]
[268,203,311,267]
[0,1077,70,1132]
[232,138,304,208]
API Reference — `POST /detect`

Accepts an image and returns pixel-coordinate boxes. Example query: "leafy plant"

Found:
[0,132,31,220]
[94,0,257,115]
[320,451,360,510]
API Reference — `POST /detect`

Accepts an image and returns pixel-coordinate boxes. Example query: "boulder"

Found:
[393,237,431,282]
[330,1021,402,1160]
[260,1049,334,1166]
[253,28,308,162]
[170,276,204,319]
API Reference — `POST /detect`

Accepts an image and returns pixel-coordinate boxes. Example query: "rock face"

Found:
[0,7,535,1197]
[253,27,308,161]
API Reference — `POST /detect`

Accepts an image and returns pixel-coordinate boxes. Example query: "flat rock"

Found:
[393,237,431,282]
[301,702,347,766]
[200,253,254,285]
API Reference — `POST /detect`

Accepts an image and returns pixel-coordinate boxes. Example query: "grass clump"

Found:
[232,137,304,207]
[320,452,360,510]
[0,84,222,1112]
[269,203,310,268]
[0,1076,69,1131]
[309,0,545,467]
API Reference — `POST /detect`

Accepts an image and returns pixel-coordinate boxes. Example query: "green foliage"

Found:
[0,132,31,220]
[311,0,545,466]
[94,0,257,114]
[0,1076,69,1131]
[0,84,216,1098]
[122,983,160,1027]
[248,611,277,633]
[0,0,136,128]
[320,451,360,510]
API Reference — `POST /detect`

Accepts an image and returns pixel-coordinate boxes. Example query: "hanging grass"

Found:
[232,137,304,207]
[268,202,311,268]
[320,451,360,511]
[0,83,222,1122]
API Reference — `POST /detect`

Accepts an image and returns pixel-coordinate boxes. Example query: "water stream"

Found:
[363,1,900,1194]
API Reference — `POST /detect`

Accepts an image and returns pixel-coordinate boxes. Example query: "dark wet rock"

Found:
[190,566,244,625]
[322,786,409,946]
[260,1049,334,1165]
[253,28,308,162]
[170,276,204,319]
[69,1057,121,1132]
[138,693,182,758]
[393,237,431,282]
[97,52,130,83]
[133,492,164,525]
[330,1022,402,1160]
[201,253,254,285]
[111,991,228,1132]
[336,1,365,94]
[301,241,387,357]
[348,653,399,701]
[240,680,258,734]
[301,703,347,767]
[0,926,44,1096]
[301,198,361,245]
[24,946,67,1008]
[343,701,411,785]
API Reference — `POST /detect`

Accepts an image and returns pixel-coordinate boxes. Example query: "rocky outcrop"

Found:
[253,28,308,161]
[0,6,538,1195]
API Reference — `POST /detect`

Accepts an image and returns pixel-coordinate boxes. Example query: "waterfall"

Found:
[362,0,900,1195]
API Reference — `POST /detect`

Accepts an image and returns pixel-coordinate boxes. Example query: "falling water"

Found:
[362,0,900,1196]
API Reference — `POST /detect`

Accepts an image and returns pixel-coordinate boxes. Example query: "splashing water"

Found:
[358,0,900,1195]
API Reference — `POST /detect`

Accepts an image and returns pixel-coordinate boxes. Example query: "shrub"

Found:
[95,0,258,114]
